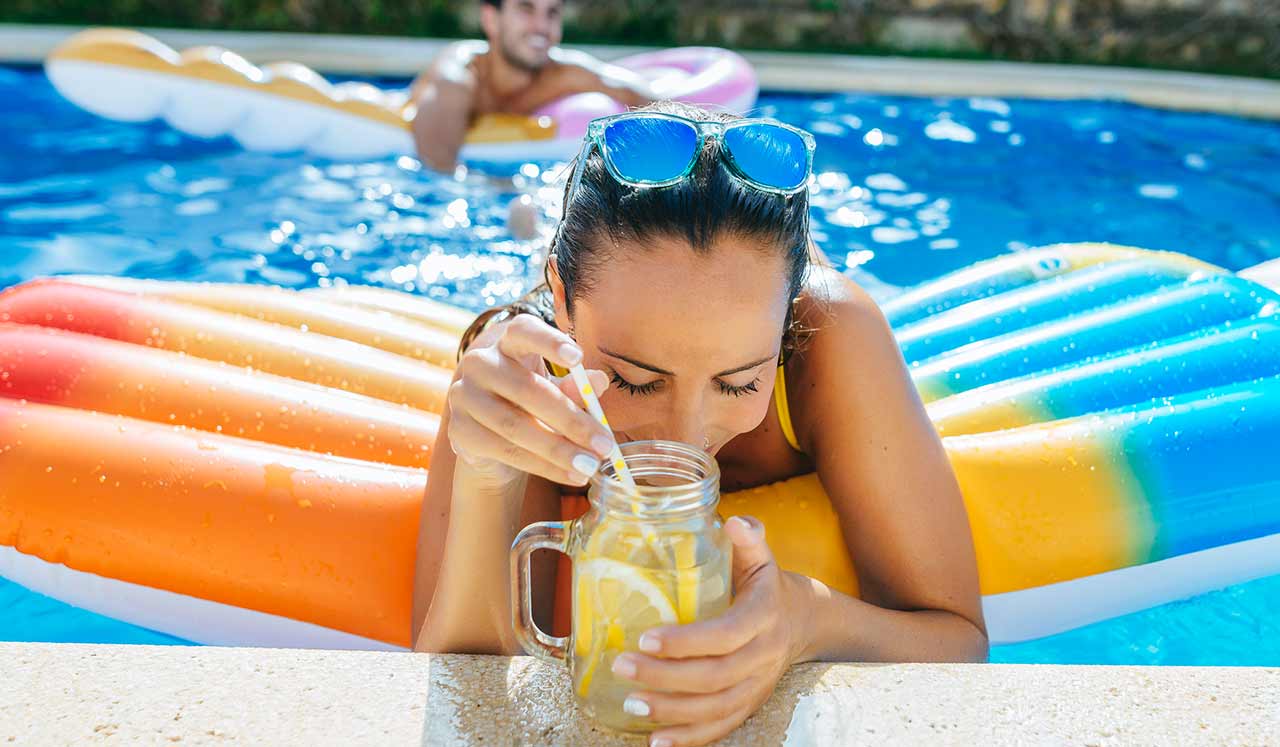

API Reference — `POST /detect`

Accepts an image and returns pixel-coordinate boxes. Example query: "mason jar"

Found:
[511,440,733,732]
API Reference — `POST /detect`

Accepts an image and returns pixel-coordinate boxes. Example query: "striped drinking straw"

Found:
[567,364,670,558]
[568,364,638,491]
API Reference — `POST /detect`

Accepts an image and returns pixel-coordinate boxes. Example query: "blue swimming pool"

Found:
[2,63,1279,664]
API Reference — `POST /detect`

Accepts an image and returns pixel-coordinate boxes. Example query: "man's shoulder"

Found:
[428,40,487,84]
[441,39,489,61]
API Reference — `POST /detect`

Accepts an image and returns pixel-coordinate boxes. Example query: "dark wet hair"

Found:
[460,101,812,360]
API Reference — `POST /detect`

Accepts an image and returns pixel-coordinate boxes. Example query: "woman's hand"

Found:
[447,313,614,489]
[608,516,808,747]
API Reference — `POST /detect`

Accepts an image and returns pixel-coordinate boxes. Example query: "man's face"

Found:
[483,0,564,73]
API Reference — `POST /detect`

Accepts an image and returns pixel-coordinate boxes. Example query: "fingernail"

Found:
[557,343,582,366]
[638,632,661,653]
[623,696,650,718]
[611,655,637,679]
[728,515,762,541]
[590,434,614,457]
[571,453,600,477]
[650,737,672,747]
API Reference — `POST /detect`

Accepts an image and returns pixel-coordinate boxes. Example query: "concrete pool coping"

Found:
[3,23,1280,120]
[1,642,1276,745]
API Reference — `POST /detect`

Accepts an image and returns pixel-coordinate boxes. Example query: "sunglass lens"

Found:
[602,117,698,183]
[724,124,809,191]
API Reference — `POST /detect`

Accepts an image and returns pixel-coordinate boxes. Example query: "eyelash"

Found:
[609,371,662,396]
[716,378,761,398]
[608,370,761,398]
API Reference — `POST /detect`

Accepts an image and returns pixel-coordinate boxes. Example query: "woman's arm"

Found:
[411,315,614,654]
[411,399,560,654]
[790,269,987,661]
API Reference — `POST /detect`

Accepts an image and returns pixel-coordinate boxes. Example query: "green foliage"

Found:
[1,0,464,37]
[1,0,1273,78]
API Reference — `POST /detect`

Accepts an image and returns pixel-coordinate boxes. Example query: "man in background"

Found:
[409,0,654,173]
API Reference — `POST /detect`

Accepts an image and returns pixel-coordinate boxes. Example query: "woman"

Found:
[413,101,987,747]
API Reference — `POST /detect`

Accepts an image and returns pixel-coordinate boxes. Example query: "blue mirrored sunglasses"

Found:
[562,112,816,203]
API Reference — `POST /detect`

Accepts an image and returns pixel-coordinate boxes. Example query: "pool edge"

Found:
[3,23,1280,120]
[1,642,1276,745]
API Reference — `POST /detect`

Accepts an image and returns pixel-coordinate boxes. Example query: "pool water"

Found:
[2,64,1279,664]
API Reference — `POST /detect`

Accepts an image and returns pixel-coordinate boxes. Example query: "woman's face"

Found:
[554,234,791,454]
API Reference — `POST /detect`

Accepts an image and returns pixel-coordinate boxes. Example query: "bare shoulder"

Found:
[787,265,907,447]
[795,264,890,346]
[411,41,483,100]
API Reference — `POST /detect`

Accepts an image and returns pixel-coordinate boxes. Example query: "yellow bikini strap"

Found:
[774,364,801,452]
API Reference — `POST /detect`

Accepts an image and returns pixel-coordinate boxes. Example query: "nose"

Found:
[662,399,708,450]
[531,12,554,35]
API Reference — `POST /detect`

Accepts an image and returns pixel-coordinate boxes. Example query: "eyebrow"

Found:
[600,347,776,378]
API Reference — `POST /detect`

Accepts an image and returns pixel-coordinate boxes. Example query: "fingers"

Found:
[447,407,594,486]
[641,593,770,659]
[461,350,612,458]
[556,368,609,410]
[611,636,772,694]
[647,703,758,747]
[448,312,619,483]
[623,676,760,727]
[638,528,779,659]
[725,515,775,581]
[449,385,603,484]
[494,313,581,370]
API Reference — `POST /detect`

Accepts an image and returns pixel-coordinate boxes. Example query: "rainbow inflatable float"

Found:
[2,243,1279,650]
[43,29,758,161]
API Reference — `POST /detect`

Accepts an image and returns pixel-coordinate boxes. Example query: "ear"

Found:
[479,4,500,42]
[547,254,572,333]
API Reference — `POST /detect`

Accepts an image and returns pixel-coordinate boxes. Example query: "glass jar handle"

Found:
[510,521,569,663]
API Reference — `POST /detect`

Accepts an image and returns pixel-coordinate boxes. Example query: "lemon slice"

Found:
[672,533,699,625]
[579,557,679,626]
[573,557,678,697]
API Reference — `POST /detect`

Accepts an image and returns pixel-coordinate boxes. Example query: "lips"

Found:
[526,35,550,50]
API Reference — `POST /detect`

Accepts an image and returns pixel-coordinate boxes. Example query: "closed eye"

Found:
[715,377,761,398]
[609,370,663,396]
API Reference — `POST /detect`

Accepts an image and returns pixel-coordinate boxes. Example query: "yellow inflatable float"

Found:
[44,28,758,161]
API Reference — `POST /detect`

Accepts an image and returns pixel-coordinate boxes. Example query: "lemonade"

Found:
[511,440,733,733]
[570,520,732,731]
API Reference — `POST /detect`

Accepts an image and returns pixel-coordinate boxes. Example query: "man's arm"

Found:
[408,48,479,173]
[515,48,656,110]
[580,59,655,108]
